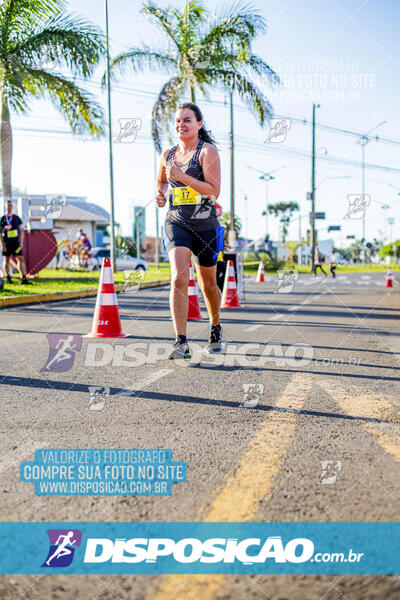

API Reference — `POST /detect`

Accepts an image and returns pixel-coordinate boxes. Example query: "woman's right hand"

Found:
[156,191,167,207]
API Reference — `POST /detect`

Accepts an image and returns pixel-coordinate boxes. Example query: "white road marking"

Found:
[0,441,49,475]
[269,313,283,320]
[120,369,173,396]
[244,324,263,332]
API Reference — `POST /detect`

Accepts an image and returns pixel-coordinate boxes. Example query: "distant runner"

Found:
[0,199,29,284]
[156,102,224,359]
[313,246,327,278]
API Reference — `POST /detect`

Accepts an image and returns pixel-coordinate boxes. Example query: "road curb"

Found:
[0,279,171,309]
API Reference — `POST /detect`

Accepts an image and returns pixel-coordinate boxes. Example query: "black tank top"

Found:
[164,139,219,232]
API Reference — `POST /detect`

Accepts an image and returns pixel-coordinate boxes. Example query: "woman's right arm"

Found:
[156,148,170,207]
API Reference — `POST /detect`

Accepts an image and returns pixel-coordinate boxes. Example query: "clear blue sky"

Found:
[11,0,400,246]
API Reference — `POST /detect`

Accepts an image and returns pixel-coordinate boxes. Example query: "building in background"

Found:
[133,206,146,256]
[141,236,162,262]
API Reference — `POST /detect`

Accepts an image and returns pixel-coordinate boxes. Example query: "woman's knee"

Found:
[171,272,189,289]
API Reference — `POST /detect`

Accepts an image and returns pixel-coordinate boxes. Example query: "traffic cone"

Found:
[187,261,203,320]
[86,257,126,337]
[385,267,393,288]
[256,261,265,282]
[221,260,242,308]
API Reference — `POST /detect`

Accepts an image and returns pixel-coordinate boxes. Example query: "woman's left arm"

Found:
[166,144,221,199]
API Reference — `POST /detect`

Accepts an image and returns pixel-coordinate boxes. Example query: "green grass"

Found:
[242,262,400,274]
[0,261,397,297]
[0,265,171,297]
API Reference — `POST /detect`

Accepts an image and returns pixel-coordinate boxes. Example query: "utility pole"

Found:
[154,148,159,268]
[104,0,116,272]
[310,103,320,273]
[229,91,236,247]
[357,120,386,257]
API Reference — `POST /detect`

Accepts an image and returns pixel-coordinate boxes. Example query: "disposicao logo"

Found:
[41,529,82,568]
[83,536,315,564]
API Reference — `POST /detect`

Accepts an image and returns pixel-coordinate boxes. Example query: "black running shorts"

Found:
[2,243,23,257]
[162,222,224,267]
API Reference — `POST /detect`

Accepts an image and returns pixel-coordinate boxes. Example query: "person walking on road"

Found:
[0,200,30,284]
[330,251,339,278]
[313,246,327,277]
[156,102,224,359]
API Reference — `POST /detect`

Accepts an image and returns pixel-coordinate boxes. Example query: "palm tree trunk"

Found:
[0,92,12,198]
[190,86,195,103]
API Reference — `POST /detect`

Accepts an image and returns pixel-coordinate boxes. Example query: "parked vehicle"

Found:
[65,247,148,271]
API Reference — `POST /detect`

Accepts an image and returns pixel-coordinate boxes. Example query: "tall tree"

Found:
[265,201,299,242]
[0,0,105,196]
[108,0,279,153]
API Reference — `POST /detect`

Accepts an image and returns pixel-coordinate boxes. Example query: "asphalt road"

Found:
[1,271,399,599]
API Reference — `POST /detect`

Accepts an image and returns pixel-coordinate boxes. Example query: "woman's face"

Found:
[175,108,201,141]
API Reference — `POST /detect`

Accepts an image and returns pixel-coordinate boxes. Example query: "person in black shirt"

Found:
[0,200,30,284]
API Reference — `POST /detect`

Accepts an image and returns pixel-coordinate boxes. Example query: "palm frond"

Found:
[142,2,181,48]
[0,0,64,46]
[220,53,280,86]
[151,76,185,153]
[23,68,104,135]
[209,68,272,125]
[104,48,177,87]
[173,0,206,50]
[11,12,104,77]
[199,1,266,50]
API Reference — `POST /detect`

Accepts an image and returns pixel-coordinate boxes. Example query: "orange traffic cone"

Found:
[187,261,203,320]
[86,257,126,337]
[221,260,242,308]
[385,267,393,288]
[256,261,265,282]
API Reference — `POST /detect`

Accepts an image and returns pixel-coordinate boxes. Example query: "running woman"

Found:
[156,103,224,359]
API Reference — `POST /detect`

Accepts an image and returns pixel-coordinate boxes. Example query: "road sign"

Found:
[310,212,326,220]
[328,225,341,232]
[307,192,312,200]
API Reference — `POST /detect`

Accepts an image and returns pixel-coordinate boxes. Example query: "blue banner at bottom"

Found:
[0,522,399,574]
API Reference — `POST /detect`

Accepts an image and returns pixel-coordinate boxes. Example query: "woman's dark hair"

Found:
[176,102,217,146]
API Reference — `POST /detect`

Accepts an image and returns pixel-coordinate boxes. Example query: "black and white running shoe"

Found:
[168,340,191,360]
[205,325,223,354]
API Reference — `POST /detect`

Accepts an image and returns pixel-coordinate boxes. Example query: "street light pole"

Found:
[229,91,236,247]
[357,120,386,252]
[104,0,116,272]
[310,103,320,273]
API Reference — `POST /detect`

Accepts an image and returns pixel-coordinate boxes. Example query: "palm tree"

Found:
[108,0,279,153]
[222,211,241,243]
[264,202,299,243]
[0,0,105,197]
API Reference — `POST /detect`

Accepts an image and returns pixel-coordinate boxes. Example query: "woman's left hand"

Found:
[166,160,184,181]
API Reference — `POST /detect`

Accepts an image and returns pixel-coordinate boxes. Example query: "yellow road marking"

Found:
[319,380,400,462]
[148,373,312,600]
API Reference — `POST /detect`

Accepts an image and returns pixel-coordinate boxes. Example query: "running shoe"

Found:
[205,325,223,354]
[168,340,191,360]
[20,276,31,285]
[6,275,12,284]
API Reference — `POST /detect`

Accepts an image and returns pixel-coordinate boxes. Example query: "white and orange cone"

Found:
[187,261,203,320]
[256,261,265,282]
[221,260,242,308]
[86,257,126,337]
[385,267,393,288]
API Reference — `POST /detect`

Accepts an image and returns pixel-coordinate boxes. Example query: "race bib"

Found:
[172,186,202,205]
[7,229,17,238]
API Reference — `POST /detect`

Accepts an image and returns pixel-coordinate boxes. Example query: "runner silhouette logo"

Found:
[41,529,82,568]
[41,334,82,372]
